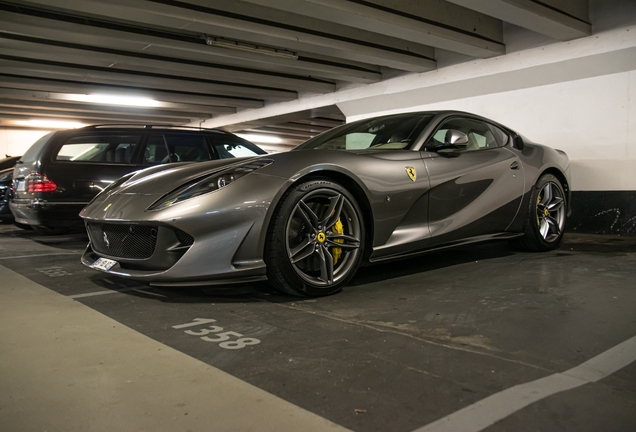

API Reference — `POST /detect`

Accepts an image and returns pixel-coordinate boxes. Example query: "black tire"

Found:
[265,180,365,297]
[13,222,33,230]
[32,225,70,236]
[512,174,566,251]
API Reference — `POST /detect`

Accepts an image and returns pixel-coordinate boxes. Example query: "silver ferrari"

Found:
[80,111,571,296]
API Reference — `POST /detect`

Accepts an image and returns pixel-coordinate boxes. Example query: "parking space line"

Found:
[0,252,83,260]
[69,288,142,299]
[411,335,636,432]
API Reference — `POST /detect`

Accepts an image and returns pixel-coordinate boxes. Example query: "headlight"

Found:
[147,159,273,211]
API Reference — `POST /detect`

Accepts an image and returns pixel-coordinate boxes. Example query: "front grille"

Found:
[175,228,194,246]
[88,223,157,259]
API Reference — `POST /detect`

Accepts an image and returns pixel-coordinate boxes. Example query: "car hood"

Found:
[113,157,259,196]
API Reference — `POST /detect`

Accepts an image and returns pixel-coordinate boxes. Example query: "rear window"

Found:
[56,135,141,164]
[20,132,56,163]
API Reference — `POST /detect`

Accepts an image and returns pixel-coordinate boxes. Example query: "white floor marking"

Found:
[0,252,82,260]
[412,335,636,432]
[69,288,142,299]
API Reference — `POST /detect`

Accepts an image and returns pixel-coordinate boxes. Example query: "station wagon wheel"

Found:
[512,173,566,251]
[266,180,365,297]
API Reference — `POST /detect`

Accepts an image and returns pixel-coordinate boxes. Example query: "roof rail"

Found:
[80,124,229,133]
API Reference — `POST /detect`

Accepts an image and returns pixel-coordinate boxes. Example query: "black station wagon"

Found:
[10,125,266,234]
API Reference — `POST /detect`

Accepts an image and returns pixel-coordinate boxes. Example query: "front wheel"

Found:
[265,180,365,297]
[512,174,566,251]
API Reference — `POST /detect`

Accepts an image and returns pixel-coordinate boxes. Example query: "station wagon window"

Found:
[143,135,170,164]
[56,135,141,164]
[164,135,212,162]
[212,140,266,159]
[428,118,499,152]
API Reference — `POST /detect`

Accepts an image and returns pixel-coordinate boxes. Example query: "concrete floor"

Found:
[0,223,635,432]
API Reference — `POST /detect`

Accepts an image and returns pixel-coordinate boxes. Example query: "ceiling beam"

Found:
[0,99,213,120]
[0,37,337,94]
[0,10,381,84]
[0,88,236,115]
[0,76,264,109]
[245,128,312,139]
[240,0,505,58]
[10,0,437,72]
[445,0,590,40]
[0,58,298,101]
[0,2,391,80]
[0,110,189,124]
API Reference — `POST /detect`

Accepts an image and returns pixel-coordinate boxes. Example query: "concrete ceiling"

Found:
[0,0,590,147]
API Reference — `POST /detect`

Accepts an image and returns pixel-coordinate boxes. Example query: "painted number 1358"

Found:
[172,318,261,350]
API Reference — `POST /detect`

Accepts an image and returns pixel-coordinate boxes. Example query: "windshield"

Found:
[295,114,434,151]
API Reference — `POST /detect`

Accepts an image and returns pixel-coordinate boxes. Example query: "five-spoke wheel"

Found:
[536,181,565,242]
[266,180,364,296]
[513,173,566,251]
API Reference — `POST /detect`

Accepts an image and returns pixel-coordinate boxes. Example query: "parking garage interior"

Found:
[1,1,636,431]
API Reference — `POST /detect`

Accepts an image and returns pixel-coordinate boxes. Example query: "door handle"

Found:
[510,161,520,170]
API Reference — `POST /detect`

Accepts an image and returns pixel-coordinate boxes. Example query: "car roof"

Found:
[78,124,231,134]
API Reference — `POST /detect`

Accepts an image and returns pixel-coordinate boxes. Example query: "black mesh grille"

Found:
[88,223,157,259]
[175,229,194,246]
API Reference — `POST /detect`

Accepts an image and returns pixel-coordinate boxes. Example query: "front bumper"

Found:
[80,172,288,285]
[10,200,86,227]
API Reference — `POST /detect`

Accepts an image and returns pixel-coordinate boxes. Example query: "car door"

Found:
[421,117,524,246]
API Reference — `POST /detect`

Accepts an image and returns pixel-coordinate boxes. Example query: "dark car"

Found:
[79,111,571,297]
[0,168,14,222]
[0,155,22,171]
[10,125,266,235]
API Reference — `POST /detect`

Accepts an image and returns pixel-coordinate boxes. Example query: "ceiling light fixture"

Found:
[204,36,298,60]
[64,94,163,107]
[16,120,85,129]
[236,134,283,144]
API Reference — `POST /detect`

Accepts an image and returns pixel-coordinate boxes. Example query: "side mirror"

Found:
[444,130,469,147]
[512,135,524,150]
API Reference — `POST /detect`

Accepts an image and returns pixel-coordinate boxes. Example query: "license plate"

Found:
[16,180,25,192]
[91,257,117,271]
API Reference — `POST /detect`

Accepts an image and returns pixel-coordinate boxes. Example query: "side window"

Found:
[488,124,510,147]
[143,135,170,165]
[56,135,140,164]
[164,135,212,162]
[212,139,265,159]
[427,118,498,152]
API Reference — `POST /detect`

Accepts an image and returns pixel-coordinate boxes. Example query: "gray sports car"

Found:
[80,111,571,296]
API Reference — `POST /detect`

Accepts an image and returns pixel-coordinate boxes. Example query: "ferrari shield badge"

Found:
[405,166,416,181]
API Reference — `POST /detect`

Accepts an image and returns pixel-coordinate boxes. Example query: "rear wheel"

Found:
[266,180,364,297]
[512,174,566,251]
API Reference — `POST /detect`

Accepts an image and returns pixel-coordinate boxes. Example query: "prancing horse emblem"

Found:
[405,166,416,181]
[103,232,110,248]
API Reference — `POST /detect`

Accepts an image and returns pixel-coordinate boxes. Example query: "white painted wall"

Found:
[0,129,51,158]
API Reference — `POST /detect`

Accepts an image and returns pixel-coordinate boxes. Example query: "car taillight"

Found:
[27,173,57,192]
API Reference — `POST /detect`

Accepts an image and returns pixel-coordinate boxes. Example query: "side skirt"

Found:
[368,232,523,264]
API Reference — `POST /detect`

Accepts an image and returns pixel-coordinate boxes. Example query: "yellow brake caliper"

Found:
[537,195,542,226]
[332,218,344,265]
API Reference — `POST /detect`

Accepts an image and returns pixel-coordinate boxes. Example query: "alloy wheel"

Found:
[285,188,361,286]
[536,181,565,242]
